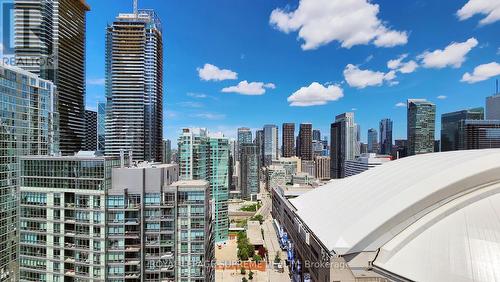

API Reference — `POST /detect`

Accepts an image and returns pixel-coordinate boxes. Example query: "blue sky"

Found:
[85,0,500,143]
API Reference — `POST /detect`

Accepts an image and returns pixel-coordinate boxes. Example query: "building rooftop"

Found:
[247,221,264,246]
[290,149,500,282]
[169,180,209,187]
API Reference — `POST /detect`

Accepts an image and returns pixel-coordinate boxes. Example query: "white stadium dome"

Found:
[291,149,500,282]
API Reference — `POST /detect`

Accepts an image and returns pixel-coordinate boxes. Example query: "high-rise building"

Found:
[486,92,500,120]
[282,123,295,158]
[177,128,229,243]
[0,64,58,281]
[97,102,106,151]
[312,140,324,158]
[240,144,261,200]
[367,128,378,153]
[458,120,500,150]
[109,163,213,281]
[207,133,230,243]
[83,110,97,151]
[263,124,279,166]
[407,99,436,156]
[394,139,408,159]
[315,156,331,180]
[163,139,172,163]
[254,130,264,166]
[379,118,393,155]
[441,108,484,151]
[237,127,252,162]
[313,129,321,142]
[330,112,357,179]
[19,152,122,282]
[15,0,90,155]
[299,123,313,161]
[301,160,315,178]
[105,9,163,162]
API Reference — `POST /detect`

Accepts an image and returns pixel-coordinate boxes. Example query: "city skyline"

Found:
[83,0,500,143]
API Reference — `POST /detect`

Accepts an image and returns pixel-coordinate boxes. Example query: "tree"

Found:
[274,251,281,264]
[242,278,248,282]
[249,270,254,280]
[253,254,262,263]
[240,267,246,275]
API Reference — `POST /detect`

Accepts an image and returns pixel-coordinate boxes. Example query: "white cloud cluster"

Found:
[222,81,275,95]
[87,78,105,85]
[187,92,208,98]
[197,64,238,81]
[419,38,478,69]
[287,82,344,106]
[191,113,226,120]
[437,95,447,100]
[395,102,406,107]
[343,64,397,89]
[387,54,418,74]
[457,0,500,25]
[269,0,408,50]
[461,62,500,83]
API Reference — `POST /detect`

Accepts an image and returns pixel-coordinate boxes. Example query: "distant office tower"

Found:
[254,129,264,165]
[106,9,163,162]
[394,139,408,159]
[272,157,301,183]
[19,152,121,282]
[458,120,500,150]
[177,128,229,242]
[282,123,295,157]
[312,140,324,158]
[321,137,329,156]
[301,160,315,177]
[434,140,441,152]
[486,92,500,120]
[0,64,57,281]
[263,125,279,166]
[313,129,321,141]
[367,128,378,153]
[330,112,357,179]
[379,118,393,155]
[315,156,331,180]
[298,124,313,161]
[15,0,89,155]
[83,110,97,151]
[441,108,484,151]
[360,143,368,154]
[355,124,361,157]
[344,153,391,177]
[240,144,261,200]
[97,102,106,151]
[237,127,252,161]
[163,139,172,163]
[407,99,436,156]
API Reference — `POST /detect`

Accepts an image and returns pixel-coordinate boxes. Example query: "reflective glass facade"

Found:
[0,65,57,281]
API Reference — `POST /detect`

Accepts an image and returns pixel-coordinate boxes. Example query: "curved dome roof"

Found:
[291,149,500,256]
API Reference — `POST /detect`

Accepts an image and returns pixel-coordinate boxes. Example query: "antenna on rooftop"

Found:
[133,0,138,17]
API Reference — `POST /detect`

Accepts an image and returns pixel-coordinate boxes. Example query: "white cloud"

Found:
[419,38,478,69]
[187,92,207,98]
[457,0,500,25]
[437,95,447,100]
[287,82,344,107]
[388,54,419,74]
[395,102,406,107]
[221,81,275,95]
[87,78,105,85]
[343,64,396,89]
[461,62,500,83]
[197,64,238,81]
[191,113,226,120]
[269,0,408,50]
